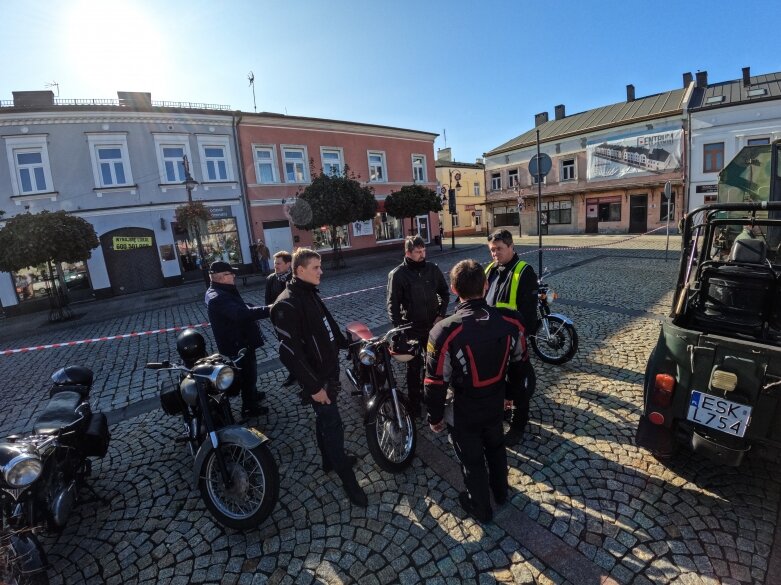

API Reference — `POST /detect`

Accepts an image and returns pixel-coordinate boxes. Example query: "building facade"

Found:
[484,81,693,236]
[687,68,781,211]
[435,148,486,237]
[237,113,439,257]
[0,91,251,315]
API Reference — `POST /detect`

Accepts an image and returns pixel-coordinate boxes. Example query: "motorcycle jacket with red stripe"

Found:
[424,298,530,426]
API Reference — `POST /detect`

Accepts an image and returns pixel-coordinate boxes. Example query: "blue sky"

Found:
[1,0,779,163]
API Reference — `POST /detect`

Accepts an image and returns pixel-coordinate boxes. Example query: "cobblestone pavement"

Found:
[2,234,780,584]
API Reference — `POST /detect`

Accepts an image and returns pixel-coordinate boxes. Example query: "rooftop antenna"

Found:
[443,128,447,147]
[45,81,59,97]
[247,71,256,112]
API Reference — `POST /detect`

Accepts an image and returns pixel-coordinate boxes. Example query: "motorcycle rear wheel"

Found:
[366,394,417,473]
[198,442,279,530]
[530,315,578,365]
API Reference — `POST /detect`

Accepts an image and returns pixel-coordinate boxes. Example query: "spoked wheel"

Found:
[198,442,279,530]
[530,315,578,365]
[366,394,417,472]
[0,538,49,585]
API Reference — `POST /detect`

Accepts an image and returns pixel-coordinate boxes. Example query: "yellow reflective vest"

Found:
[484,260,529,311]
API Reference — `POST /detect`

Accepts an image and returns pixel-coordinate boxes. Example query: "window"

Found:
[703,143,725,173]
[561,158,575,181]
[452,214,460,228]
[283,147,308,183]
[748,138,770,146]
[87,133,133,188]
[540,200,572,224]
[154,134,192,185]
[4,135,54,196]
[660,193,675,221]
[254,146,278,184]
[321,148,343,176]
[508,169,519,187]
[197,135,233,182]
[412,154,426,182]
[374,212,403,241]
[491,172,501,191]
[598,202,621,222]
[473,182,480,196]
[368,151,386,182]
[313,225,350,250]
[492,206,519,227]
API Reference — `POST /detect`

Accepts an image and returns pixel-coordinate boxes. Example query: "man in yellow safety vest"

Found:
[485,229,538,445]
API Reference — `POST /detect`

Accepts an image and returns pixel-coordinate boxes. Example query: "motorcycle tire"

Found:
[0,559,48,585]
[530,315,578,365]
[198,441,279,530]
[365,393,417,473]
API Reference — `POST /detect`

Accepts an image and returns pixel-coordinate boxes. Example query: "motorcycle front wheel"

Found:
[198,442,279,530]
[366,393,417,473]
[0,545,48,585]
[530,315,578,365]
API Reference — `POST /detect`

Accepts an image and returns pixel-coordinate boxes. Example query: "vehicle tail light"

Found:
[651,373,675,407]
[648,411,665,425]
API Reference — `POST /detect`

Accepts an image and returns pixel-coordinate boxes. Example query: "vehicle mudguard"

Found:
[192,425,270,485]
[10,532,48,575]
[364,390,404,425]
[545,312,574,326]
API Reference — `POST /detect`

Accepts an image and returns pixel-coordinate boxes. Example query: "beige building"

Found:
[435,148,486,237]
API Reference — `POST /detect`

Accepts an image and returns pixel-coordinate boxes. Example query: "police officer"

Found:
[270,248,367,507]
[386,235,449,417]
[425,259,529,523]
[485,229,538,444]
[205,261,270,417]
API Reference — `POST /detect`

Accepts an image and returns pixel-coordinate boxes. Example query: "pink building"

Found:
[237,113,439,258]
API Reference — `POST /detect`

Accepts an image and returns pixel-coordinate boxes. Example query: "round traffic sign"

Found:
[529,153,552,179]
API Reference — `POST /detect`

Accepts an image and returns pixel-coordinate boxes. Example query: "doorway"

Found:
[586,201,599,234]
[262,220,294,256]
[629,194,648,234]
[415,215,430,243]
[100,227,164,295]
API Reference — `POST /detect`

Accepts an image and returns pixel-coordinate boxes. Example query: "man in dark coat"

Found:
[386,235,449,416]
[270,248,367,507]
[205,261,270,417]
[265,250,295,387]
[425,259,530,523]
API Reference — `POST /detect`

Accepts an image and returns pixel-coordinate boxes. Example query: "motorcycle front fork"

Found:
[389,386,405,427]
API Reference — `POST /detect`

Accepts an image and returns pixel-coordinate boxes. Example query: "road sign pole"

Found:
[664,181,672,262]
[536,129,543,277]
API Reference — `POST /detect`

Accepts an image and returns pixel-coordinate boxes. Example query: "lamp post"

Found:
[182,155,206,274]
[448,169,461,250]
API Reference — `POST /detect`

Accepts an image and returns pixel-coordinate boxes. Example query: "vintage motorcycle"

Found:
[344,323,417,472]
[0,366,110,585]
[145,328,278,530]
[529,274,579,365]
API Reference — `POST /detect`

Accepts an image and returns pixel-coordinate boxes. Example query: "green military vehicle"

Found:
[636,140,781,466]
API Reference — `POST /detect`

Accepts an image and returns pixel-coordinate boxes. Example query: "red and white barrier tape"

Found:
[0,228,669,356]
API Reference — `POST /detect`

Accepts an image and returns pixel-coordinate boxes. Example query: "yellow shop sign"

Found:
[113,236,153,250]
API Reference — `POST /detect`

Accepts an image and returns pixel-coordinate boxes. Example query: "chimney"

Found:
[12,90,55,107]
[742,67,751,87]
[475,157,484,165]
[534,112,549,127]
[117,91,152,107]
[683,72,693,87]
[436,147,452,162]
[695,71,708,88]
[554,104,566,120]
[626,84,635,102]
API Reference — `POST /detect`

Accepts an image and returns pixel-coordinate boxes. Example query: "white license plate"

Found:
[687,391,752,438]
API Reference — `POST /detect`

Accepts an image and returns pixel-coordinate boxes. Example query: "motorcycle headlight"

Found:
[359,347,376,366]
[210,365,235,391]
[542,288,556,305]
[3,454,42,488]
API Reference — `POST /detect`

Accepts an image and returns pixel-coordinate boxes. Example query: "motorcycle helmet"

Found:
[176,328,207,365]
[389,332,416,363]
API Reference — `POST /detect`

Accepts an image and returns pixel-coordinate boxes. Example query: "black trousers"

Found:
[240,347,259,408]
[406,333,428,405]
[311,382,350,473]
[508,362,536,430]
[451,417,507,516]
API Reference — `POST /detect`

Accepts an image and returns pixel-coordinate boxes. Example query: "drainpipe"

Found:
[232,112,255,267]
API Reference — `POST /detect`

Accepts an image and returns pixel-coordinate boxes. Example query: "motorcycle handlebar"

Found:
[145,360,171,370]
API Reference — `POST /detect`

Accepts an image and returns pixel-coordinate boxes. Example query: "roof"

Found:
[434,159,484,169]
[688,71,781,111]
[486,87,688,156]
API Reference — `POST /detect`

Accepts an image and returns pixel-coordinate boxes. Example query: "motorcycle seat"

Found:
[346,322,373,341]
[49,383,91,399]
[51,366,94,387]
[33,391,86,435]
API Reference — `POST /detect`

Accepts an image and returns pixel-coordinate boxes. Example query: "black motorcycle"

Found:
[145,329,278,530]
[0,366,110,585]
[344,323,417,472]
[529,276,578,365]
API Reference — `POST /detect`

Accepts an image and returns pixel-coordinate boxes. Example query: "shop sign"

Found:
[209,206,233,219]
[113,236,153,250]
[696,184,718,193]
[587,129,683,180]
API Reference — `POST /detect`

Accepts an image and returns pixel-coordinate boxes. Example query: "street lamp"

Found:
[447,169,461,250]
[182,155,206,274]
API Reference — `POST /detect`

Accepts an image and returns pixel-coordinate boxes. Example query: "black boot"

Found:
[241,403,269,418]
[323,454,358,474]
[282,373,296,387]
[459,491,492,523]
[337,468,368,507]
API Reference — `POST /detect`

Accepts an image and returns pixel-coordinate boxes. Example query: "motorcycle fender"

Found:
[546,312,573,326]
[192,425,270,486]
[10,532,48,575]
[364,391,398,425]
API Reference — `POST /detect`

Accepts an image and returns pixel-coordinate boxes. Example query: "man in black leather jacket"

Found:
[265,250,296,387]
[386,235,449,416]
[205,261,270,417]
[271,248,367,507]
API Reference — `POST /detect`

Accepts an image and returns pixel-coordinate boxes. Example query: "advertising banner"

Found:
[113,236,153,250]
[587,129,683,180]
